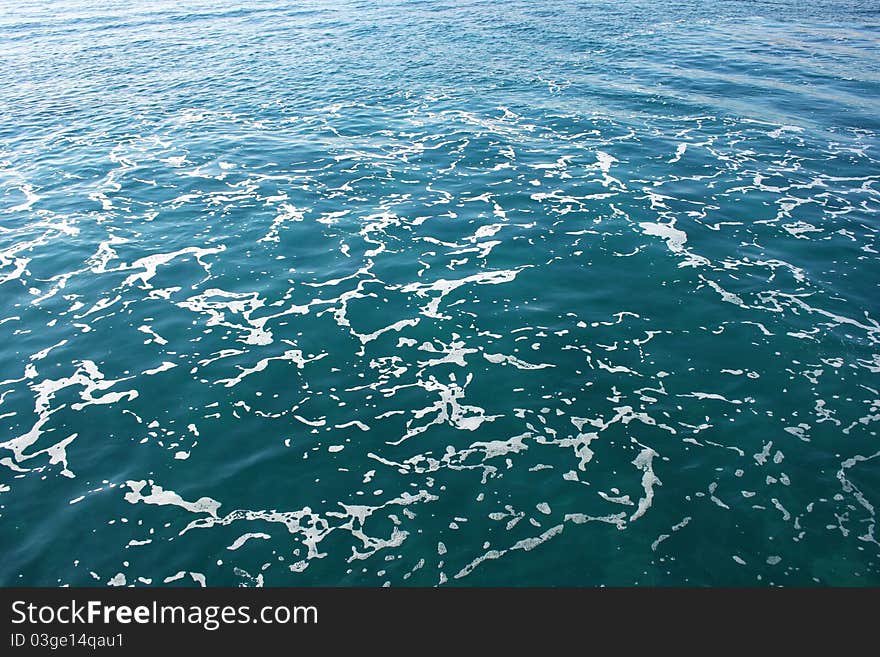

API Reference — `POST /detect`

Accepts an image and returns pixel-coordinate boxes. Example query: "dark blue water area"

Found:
[0,0,878,586]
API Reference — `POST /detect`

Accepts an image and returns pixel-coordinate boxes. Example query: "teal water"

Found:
[1,0,879,586]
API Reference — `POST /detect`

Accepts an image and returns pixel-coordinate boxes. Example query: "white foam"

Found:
[123,246,225,289]
[124,480,221,517]
[483,352,554,370]
[669,143,688,163]
[142,361,177,376]
[630,446,661,522]
[227,532,271,550]
[215,349,327,387]
[400,269,524,320]
[8,184,40,213]
[259,203,306,243]
[639,221,708,267]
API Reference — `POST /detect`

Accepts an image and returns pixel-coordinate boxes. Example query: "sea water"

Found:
[1,0,879,586]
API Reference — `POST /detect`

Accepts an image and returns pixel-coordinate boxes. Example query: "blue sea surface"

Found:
[1,0,879,586]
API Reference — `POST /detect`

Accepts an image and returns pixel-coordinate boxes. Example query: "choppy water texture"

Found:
[1,0,879,586]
